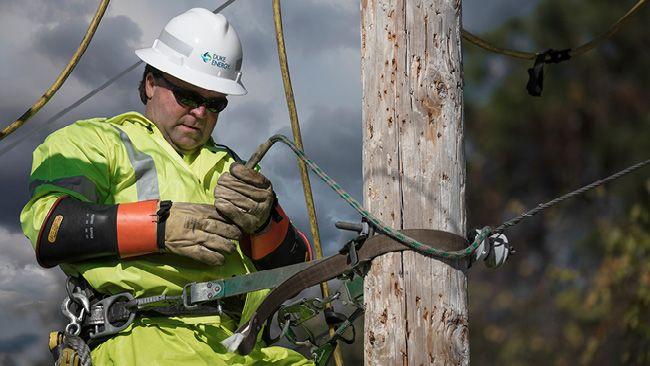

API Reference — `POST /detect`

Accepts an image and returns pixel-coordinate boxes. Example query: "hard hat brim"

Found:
[135,48,247,96]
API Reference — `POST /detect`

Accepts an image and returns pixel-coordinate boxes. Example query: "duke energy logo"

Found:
[201,52,231,70]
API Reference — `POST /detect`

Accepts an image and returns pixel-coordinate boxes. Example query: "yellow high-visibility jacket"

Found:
[20,111,311,365]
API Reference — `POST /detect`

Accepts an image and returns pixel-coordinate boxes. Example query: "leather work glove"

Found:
[214,163,275,234]
[163,202,242,266]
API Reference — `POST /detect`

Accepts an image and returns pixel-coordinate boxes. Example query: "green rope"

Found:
[254,135,490,259]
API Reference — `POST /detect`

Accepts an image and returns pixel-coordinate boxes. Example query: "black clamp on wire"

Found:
[526,48,572,96]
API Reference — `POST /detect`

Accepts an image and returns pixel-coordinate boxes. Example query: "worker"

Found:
[20,8,313,365]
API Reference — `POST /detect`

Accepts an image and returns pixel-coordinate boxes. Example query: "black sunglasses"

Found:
[156,75,228,113]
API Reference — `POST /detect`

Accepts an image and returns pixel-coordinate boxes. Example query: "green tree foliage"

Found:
[465,0,649,365]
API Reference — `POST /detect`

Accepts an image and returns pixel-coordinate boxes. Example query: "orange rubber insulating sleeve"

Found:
[116,200,159,258]
[250,204,290,260]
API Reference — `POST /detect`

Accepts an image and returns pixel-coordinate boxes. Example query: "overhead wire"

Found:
[0,0,238,158]
[0,0,111,141]
[494,158,650,233]
[570,0,647,57]
[213,0,237,14]
[461,0,647,60]
[271,2,344,365]
[461,30,533,60]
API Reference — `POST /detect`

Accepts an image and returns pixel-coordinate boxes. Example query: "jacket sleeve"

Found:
[239,203,313,270]
[20,121,114,249]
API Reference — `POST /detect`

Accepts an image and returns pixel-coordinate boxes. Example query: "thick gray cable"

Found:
[495,158,650,232]
[0,0,238,158]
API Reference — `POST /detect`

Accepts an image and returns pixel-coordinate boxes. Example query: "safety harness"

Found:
[50,274,244,366]
[51,220,505,366]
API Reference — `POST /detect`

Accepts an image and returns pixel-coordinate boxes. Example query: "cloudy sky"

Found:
[0,0,536,363]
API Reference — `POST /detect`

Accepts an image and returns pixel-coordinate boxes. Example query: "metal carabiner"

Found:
[311,292,341,309]
[61,292,90,336]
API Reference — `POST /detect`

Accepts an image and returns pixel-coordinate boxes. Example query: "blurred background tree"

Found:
[464,0,649,365]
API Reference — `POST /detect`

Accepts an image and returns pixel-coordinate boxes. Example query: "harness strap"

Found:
[224,229,468,354]
[184,261,315,304]
[83,293,243,340]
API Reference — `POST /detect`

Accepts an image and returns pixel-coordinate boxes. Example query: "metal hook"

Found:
[311,292,340,309]
[61,292,90,336]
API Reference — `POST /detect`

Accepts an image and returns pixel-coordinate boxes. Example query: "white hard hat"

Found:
[135,8,246,95]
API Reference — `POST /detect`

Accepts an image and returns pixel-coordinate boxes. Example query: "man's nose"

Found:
[190,104,207,118]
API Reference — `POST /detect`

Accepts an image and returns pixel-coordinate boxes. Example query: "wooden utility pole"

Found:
[361,0,468,365]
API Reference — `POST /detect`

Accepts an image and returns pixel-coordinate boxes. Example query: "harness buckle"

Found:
[182,282,200,310]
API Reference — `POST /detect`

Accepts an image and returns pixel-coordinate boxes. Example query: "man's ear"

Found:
[145,73,156,100]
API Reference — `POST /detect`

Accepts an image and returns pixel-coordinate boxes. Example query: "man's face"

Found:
[144,73,226,155]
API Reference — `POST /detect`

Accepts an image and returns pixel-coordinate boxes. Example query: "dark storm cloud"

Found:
[0,227,66,365]
[0,164,31,230]
[34,14,143,89]
[239,30,276,71]
[301,106,363,189]
[269,106,362,194]
[228,1,358,71]
[281,1,359,56]
[298,105,364,252]
[214,100,275,156]
[0,0,95,22]
[220,1,279,71]
[0,333,38,353]
[0,103,42,231]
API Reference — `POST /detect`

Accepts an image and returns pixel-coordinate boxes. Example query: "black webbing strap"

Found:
[231,229,468,354]
[103,302,231,323]
[526,48,572,96]
[81,291,245,340]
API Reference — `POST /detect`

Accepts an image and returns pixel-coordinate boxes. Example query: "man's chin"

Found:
[171,138,202,154]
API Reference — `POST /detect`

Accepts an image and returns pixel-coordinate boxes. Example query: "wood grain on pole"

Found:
[361,0,469,364]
